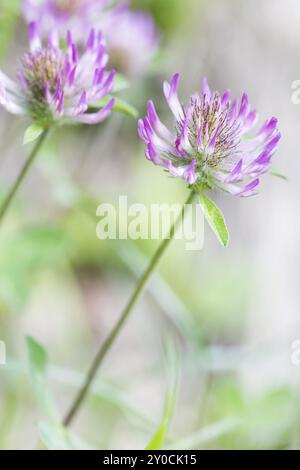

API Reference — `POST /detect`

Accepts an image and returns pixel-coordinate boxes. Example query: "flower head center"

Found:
[184,94,241,170]
[21,48,63,101]
[53,0,84,15]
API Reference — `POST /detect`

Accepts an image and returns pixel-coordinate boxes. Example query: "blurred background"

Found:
[0,0,299,450]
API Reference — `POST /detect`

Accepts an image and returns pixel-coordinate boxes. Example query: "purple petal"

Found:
[225,159,243,183]
[197,123,202,149]
[263,132,281,154]
[147,100,173,142]
[68,66,77,87]
[238,178,260,197]
[48,30,59,49]
[243,109,257,131]
[202,77,211,101]
[143,116,154,139]
[93,68,104,87]
[74,97,115,124]
[183,159,197,184]
[102,69,115,92]
[229,99,238,121]
[146,142,158,161]
[77,91,88,114]
[166,161,186,177]
[56,90,65,114]
[28,22,41,52]
[137,119,148,143]
[0,82,25,115]
[221,90,230,107]
[72,44,78,64]
[96,45,106,66]
[163,73,184,120]
[238,93,249,118]
[255,150,272,165]
[67,31,72,48]
[208,124,220,152]
[180,107,193,152]
[86,29,95,50]
[53,79,61,101]
[256,117,278,138]
[146,143,166,165]
[17,71,27,89]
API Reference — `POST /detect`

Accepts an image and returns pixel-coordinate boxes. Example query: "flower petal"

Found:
[163,73,184,121]
[28,22,41,52]
[74,97,115,124]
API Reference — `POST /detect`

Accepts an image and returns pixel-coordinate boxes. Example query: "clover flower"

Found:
[0,23,115,126]
[138,74,281,197]
[101,6,159,77]
[22,1,159,77]
[22,0,112,41]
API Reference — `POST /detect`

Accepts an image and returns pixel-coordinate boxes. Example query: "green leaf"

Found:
[26,337,59,423]
[197,192,229,247]
[27,336,47,374]
[90,96,138,119]
[23,124,44,145]
[269,167,288,181]
[113,73,130,92]
[145,338,180,450]
[111,97,139,118]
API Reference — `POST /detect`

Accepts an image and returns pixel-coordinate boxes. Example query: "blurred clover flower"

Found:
[22,0,112,41]
[101,5,159,77]
[22,0,159,77]
[0,23,115,126]
[138,74,281,197]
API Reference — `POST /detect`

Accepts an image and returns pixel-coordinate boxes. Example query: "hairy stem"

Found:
[0,129,50,226]
[63,190,196,426]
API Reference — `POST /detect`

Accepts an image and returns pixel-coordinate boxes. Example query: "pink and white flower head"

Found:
[138,74,281,197]
[102,6,159,77]
[0,23,115,126]
[22,0,113,42]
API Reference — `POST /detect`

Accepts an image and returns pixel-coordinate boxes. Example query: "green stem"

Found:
[63,190,196,426]
[0,129,50,226]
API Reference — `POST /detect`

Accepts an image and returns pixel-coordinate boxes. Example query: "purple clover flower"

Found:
[138,74,281,197]
[22,1,159,77]
[0,23,115,126]
[22,0,112,41]
[101,6,159,77]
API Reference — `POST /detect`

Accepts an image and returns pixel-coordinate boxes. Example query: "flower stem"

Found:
[0,129,50,226]
[63,190,196,426]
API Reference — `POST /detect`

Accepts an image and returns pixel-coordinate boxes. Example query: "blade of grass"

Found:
[145,338,180,450]
[166,418,239,450]
[50,365,156,432]
[26,336,60,424]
